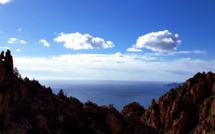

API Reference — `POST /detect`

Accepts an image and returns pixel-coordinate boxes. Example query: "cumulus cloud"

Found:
[129,30,181,52]
[54,32,114,50]
[0,0,12,4]
[39,39,50,47]
[8,38,27,44]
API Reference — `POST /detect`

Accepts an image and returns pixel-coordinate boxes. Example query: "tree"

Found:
[58,89,65,98]
[24,77,30,82]
[13,67,21,78]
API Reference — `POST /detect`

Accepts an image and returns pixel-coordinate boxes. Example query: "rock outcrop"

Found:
[141,72,215,134]
[121,102,145,123]
[0,50,14,117]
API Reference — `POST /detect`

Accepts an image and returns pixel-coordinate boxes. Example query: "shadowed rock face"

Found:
[0,79,158,134]
[121,102,145,123]
[141,72,215,134]
[0,50,158,134]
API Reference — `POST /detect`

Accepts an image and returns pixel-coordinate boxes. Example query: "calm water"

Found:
[41,80,171,111]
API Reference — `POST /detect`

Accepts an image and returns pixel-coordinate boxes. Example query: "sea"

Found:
[41,80,173,111]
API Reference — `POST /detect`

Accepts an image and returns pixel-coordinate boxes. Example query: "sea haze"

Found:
[41,80,171,111]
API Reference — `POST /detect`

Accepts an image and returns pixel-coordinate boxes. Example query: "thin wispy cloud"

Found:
[14,53,215,81]
[141,50,206,58]
[0,46,9,50]
[8,38,27,44]
[169,50,206,55]
[16,49,21,52]
[0,0,12,4]
[39,39,50,47]
[20,40,27,44]
[126,47,142,52]
[18,28,22,32]
[54,32,114,50]
[192,50,207,54]
[128,30,181,52]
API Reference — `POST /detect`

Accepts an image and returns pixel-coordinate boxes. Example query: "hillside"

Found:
[0,50,156,133]
[0,50,215,134]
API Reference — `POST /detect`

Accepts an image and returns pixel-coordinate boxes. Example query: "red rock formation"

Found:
[121,102,145,122]
[141,72,215,134]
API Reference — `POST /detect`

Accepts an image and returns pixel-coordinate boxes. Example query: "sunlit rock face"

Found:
[141,71,215,134]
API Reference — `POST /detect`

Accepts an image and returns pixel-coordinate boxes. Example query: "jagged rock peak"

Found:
[0,49,14,82]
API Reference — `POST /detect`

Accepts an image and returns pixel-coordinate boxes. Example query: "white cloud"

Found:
[126,47,142,52]
[39,39,50,47]
[16,49,21,52]
[0,0,12,4]
[54,32,114,50]
[169,50,206,55]
[142,50,206,58]
[8,38,18,44]
[18,28,22,32]
[114,52,123,57]
[8,38,27,44]
[13,53,215,82]
[192,50,207,54]
[129,30,181,52]
[20,40,27,44]
[0,31,3,34]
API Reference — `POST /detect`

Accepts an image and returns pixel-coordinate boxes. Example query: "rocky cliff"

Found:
[0,71,158,134]
[1,50,215,134]
[0,50,157,134]
[140,72,215,134]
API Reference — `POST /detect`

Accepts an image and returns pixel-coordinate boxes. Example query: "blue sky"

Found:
[0,0,215,81]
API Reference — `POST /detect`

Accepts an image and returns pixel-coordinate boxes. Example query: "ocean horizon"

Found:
[41,80,174,111]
